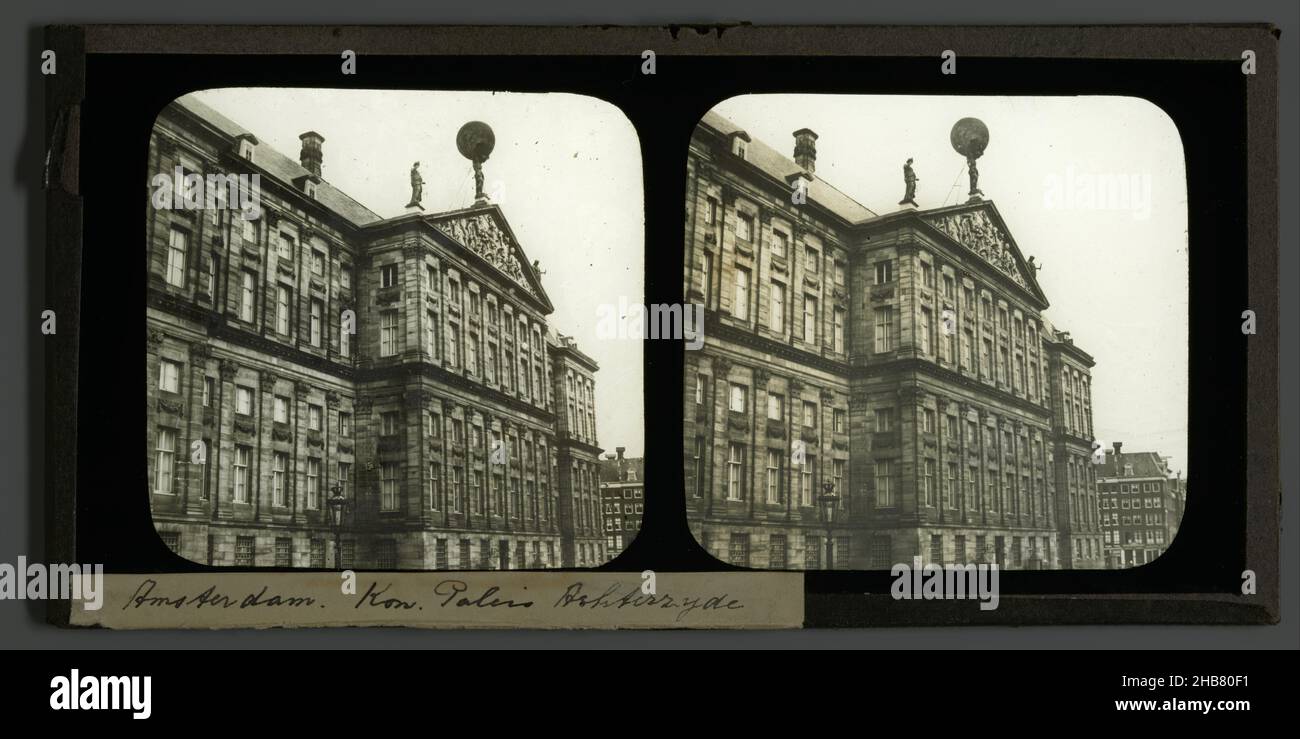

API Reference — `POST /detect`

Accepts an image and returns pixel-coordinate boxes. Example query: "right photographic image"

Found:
[683,94,1188,571]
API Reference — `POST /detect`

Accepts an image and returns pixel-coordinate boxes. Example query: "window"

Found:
[802,400,817,428]
[803,295,818,342]
[834,260,846,286]
[736,212,753,242]
[695,374,706,405]
[242,215,258,245]
[158,360,180,393]
[942,275,955,300]
[729,383,747,413]
[340,266,352,290]
[919,307,933,355]
[273,538,292,567]
[380,462,399,511]
[921,262,934,288]
[832,308,845,352]
[998,348,1009,384]
[165,226,188,287]
[233,446,250,502]
[833,409,846,433]
[875,460,894,507]
[769,282,785,331]
[706,197,718,225]
[275,286,291,334]
[202,377,214,408]
[235,386,253,416]
[309,299,323,346]
[381,411,400,436]
[874,261,892,285]
[804,246,820,274]
[380,264,398,288]
[380,310,399,357]
[727,443,745,500]
[271,452,288,506]
[729,534,750,567]
[308,404,322,431]
[426,265,438,293]
[871,536,892,568]
[923,408,936,434]
[311,249,325,276]
[769,535,788,569]
[874,307,892,353]
[273,395,289,424]
[448,279,461,305]
[874,407,894,432]
[154,428,176,494]
[278,232,295,261]
[733,267,751,320]
[833,459,845,498]
[767,393,784,421]
[235,536,255,567]
[800,457,815,506]
[306,458,321,509]
[924,459,937,506]
[339,411,352,437]
[702,251,714,306]
[772,229,788,258]
[765,450,782,503]
[375,540,398,570]
[240,271,256,322]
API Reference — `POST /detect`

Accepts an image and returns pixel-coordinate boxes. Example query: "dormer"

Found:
[235,133,259,162]
[293,173,322,199]
[728,130,751,160]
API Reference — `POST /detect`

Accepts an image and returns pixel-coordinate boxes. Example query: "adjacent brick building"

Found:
[599,447,645,558]
[684,110,1100,570]
[1098,443,1184,568]
[147,93,605,570]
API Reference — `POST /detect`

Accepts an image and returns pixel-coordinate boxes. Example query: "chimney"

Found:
[793,128,819,173]
[616,446,627,482]
[298,131,325,178]
[1112,441,1123,458]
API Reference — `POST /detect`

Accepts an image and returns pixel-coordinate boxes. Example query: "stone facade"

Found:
[684,110,1100,570]
[146,94,604,570]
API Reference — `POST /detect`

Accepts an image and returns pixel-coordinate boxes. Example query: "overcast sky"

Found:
[714,95,1189,476]
[192,88,646,457]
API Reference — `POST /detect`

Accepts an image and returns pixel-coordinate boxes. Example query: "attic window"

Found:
[238,139,255,161]
[304,180,318,199]
[732,138,747,159]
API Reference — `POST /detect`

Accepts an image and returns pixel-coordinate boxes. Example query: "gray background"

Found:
[2,0,1295,649]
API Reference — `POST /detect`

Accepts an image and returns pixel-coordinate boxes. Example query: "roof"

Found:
[598,455,645,484]
[1098,449,1171,479]
[698,110,878,224]
[170,93,384,227]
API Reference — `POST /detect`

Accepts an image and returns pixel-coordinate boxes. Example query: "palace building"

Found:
[146,93,605,570]
[684,110,1102,570]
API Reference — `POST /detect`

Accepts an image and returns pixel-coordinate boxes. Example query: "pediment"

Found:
[921,204,1046,304]
[430,207,549,308]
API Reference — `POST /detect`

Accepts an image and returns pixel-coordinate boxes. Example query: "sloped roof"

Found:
[1099,449,1170,479]
[698,110,878,224]
[170,93,384,227]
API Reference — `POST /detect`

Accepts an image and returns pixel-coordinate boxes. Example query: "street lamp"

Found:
[818,481,839,570]
[326,484,351,570]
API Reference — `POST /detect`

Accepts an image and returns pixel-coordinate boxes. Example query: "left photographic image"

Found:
[145,88,644,570]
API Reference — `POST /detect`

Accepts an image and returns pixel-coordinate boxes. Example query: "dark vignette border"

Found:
[42,24,1278,627]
